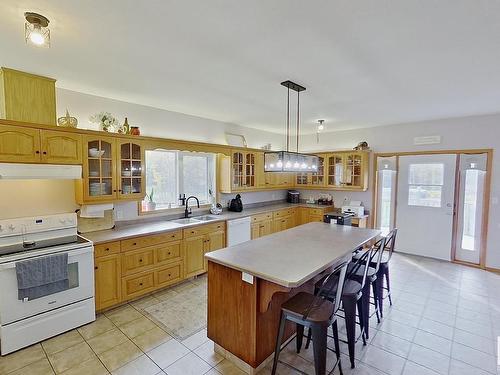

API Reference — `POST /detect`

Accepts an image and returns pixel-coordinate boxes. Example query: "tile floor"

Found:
[0,253,499,375]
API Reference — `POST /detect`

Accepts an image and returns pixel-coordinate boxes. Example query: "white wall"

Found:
[299,113,500,269]
[56,88,283,150]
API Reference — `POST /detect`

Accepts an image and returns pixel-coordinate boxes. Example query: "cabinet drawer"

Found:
[184,222,225,238]
[155,263,183,288]
[155,241,182,265]
[251,213,273,223]
[121,230,183,252]
[122,271,155,300]
[121,248,155,276]
[309,208,325,216]
[94,241,121,258]
[309,215,325,223]
[273,208,295,218]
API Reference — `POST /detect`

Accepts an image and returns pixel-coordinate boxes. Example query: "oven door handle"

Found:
[0,246,94,271]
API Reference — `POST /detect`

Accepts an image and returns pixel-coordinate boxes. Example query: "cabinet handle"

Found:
[139,283,143,286]
[94,266,98,270]
[167,252,171,255]
[133,242,137,246]
[168,273,171,277]
[171,235,175,238]
[113,189,117,193]
[42,151,47,155]
[35,150,40,154]
[139,259,143,262]
[105,248,109,251]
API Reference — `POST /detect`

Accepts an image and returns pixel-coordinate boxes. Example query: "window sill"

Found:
[138,202,212,216]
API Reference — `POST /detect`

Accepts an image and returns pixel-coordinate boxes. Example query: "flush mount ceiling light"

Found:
[25,12,50,47]
[316,119,325,143]
[264,80,319,173]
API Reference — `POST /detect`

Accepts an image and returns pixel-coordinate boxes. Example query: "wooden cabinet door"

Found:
[259,220,273,237]
[255,152,266,188]
[244,152,256,189]
[0,125,40,163]
[327,154,345,187]
[81,136,117,202]
[117,140,145,200]
[344,152,364,189]
[231,151,244,190]
[298,207,309,225]
[121,247,156,276]
[251,222,261,240]
[311,156,326,186]
[205,230,225,271]
[40,130,82,164]
[184,235,206,277]
[95,254,121,310]
[273,217,287,233]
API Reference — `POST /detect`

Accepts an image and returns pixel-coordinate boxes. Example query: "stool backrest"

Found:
[383,228,398,262]
[347,245,375,290]
[303,261,348,320]
[369,235,388,274]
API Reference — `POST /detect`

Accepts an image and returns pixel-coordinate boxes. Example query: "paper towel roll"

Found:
[80,204,114,218]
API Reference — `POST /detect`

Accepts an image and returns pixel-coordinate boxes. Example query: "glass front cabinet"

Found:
[77,136,145,203]
[326,151,368,191]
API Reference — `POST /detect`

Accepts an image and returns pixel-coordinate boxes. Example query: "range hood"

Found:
[0,163,82,179]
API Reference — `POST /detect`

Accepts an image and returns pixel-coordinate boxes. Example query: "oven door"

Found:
[0,245,94,325]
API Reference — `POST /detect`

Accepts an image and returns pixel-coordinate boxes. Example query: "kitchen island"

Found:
[205,222,380,374]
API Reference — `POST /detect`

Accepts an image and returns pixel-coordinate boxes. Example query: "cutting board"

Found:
[77,209,115,234]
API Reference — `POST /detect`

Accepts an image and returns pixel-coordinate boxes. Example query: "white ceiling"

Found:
[1,1,500,134]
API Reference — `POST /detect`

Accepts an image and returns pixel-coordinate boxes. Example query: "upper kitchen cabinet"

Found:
[326,151,369,191]
[117,140,145,200]
[0,125,82,164]
[0,68,56,126]
[219,150,258,192]
[294,154,326,187]
[76,136,146,204]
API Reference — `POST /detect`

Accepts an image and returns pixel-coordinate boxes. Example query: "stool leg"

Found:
[296,323,304,353]
[356,297,366,345]
[311,325,327,375]
[305,328,312,350]
[376,271,384,318]
[372,280,380,323]
[342,296,356,368]
[332,321,343,375]
[271,312,286,375]
[385,266,392,306]
[362,282,371,339]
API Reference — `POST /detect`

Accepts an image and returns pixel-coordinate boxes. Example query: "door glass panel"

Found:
[408,163,444,207]
[461,169,479,251]
[101,160,113,178]
[120,143,142,195]
[68,263,79,289]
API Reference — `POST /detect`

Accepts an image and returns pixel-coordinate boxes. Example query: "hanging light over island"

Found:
[264,80,319,172]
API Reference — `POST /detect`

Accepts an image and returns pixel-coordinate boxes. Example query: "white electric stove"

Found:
[0,213,95,355]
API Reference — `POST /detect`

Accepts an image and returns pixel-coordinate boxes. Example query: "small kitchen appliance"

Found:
[324,212,355,226]
[0,213,95,355]
[341,201,365,217]
[287,190,300,204]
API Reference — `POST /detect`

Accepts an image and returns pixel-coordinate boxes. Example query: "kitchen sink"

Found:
[170,218,201,224]
[193,215,220,221]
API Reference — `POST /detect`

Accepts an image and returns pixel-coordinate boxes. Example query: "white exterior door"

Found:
[395,154,457,260]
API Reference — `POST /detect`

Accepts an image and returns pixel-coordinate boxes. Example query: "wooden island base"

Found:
[207,261,323,373]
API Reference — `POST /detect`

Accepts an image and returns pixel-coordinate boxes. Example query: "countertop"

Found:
[205,222,381,288]
[81,202,365,244]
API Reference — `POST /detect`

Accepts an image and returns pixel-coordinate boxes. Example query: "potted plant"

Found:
[89,112,119,132]
[145,188,156,211]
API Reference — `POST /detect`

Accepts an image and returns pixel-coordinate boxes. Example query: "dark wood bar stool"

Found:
[306,245,376,369]
[373,228,398,317]
[271,261,349,375]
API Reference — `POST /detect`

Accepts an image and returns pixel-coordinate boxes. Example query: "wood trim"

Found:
[450,155,461,264]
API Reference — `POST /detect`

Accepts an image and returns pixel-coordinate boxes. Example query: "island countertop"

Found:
[205,222,381,288]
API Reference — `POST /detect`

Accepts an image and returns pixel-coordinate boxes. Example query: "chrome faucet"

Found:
[184,196,200,218]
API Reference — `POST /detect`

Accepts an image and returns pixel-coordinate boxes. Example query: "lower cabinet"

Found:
[184,222,226,278]
[94,253,122,311]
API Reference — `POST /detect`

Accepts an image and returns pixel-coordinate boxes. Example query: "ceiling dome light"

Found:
[25,12,50,47]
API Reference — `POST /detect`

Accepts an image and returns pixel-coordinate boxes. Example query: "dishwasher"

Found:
[226,217,251,246]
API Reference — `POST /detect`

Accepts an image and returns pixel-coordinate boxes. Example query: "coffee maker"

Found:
[287,190,300,204]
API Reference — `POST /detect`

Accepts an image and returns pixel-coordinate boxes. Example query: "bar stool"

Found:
[373,228,398,317]
[306,245,376,369]
[348,236,387,337]
[271,261,349,375]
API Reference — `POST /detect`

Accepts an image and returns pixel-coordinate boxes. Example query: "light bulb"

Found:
[285,162,292,168]
[270,163,275,168]
[312,164,317,170]
[277,161,283,168]
[317,124,324,131]
[301,163,307,169]
[294,162,299,168]
[30,30,44,45]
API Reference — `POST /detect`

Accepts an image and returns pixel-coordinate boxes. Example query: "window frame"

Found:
[139,149,216,215]
[407,163,445,208]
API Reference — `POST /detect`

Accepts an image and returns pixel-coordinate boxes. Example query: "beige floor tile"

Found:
[146,339,189,369]
[215,360,246,375]
[0,344,46,374]
[78,315,115,340]
[181,329,209,350]
[194,341,224,367]
[130,295,161,310]
[9,358,55,375]
[59,356,108,375]
[112,354,161,375]
[98,340,142,372]
[132,326,171,352]
[119,316,157,338]
[205,370,222,375]
[105,305,143,327]
[164,352,211,375]
[87,328,129,354]
[42,330,84,355]
[152,288,178,302]
[47,341,95,374]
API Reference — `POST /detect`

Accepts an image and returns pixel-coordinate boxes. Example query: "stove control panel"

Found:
[0,213,77,237]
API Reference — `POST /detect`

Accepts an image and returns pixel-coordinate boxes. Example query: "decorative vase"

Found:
[122,117,130,134]
[130,126,140,136]
[57,109,78,128]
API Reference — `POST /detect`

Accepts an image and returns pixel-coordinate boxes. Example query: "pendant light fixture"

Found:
[24,12,50,47]
[264,80,319,172]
